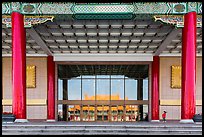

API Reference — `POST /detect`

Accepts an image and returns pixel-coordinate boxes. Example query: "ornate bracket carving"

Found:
[2,15,54,28]
[154,15,202,28]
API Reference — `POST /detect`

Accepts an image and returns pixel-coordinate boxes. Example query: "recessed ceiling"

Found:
[58,64,149,79]
[2,19,202,56]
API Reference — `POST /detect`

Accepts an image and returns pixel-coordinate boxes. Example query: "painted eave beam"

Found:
[2,2,202,15]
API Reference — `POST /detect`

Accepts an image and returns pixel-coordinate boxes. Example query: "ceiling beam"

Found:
[27,27,53,56]
[154,28,181,56]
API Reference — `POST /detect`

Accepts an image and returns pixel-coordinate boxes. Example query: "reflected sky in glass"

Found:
[68,79,81,100]
[143,79,148,100]
[58,75,148,101]
[97,79,110,100]
[125,79,137,100]
[111,79,124,100]
[82,79,95,100]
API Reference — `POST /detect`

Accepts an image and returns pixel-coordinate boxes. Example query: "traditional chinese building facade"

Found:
[2,2,202,123]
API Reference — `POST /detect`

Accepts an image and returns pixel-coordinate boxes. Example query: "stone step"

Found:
[2,124,202,127]
[2,127,202,135]
[3,128,202,131]
[2,123,202,135]
[2,131,202,135]
[2,126,202,130]
[2,133,202,135]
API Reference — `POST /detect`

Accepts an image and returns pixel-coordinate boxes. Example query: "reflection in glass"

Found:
[125,79,137,100]
[82,105,95,121]
[82,105,89,121]
[58,79,63,100]
[143,105,148,121]
[125,105,139,121]
[82,75,95,78]
[118,105,124,121]
[103,106,109,121]
[68,105,74,121]
[111,79,124,100]
[97,105,103,121]
[68,105,81,121]
[82,79,95,100]
[143,78,148,100]
[58,104,63,121]
[64,75,148,101]
[97,75,110,78]
[68,79,81,100]
[111,75,124,78]
[89,105,95,121]
[96,79,110,100]
[58,74,149,122]
[111,106,118,121]
[75,106,81,121]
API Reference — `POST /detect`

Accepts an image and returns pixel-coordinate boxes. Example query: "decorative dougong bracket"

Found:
[2,15,54,28]
[153,15,202,28]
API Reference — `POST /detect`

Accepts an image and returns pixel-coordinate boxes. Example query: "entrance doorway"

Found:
[57,64,149,122]
[96,105,109,121]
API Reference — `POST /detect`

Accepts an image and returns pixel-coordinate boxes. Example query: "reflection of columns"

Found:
[151,56,160,122]
[63,79,68,121]
[47,56,55,121]
[11,12,28,122]
[180,12,196,124]
[137,78,143,121]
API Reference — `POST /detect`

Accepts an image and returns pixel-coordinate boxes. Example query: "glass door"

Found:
[68,105,81,121]
[103,105,109,121]
[111,105,118,121]
[117,105,124,121]
[96,105,109,121]
[82,105,95,121]
[82,105,89,121]
[125,105,139,121]
[97,105,103,121]
[111,105,124,122]
[89,105,95,121]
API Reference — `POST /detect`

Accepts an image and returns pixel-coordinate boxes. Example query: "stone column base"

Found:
[15,119,29,123]
[180,119,194,124]
[151,120,160,122]
[46,119,56,122]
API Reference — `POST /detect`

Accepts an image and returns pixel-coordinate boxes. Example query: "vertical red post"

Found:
[11,12,27,122]
[47,56,55,121]
[180,12,196,123]
[151,56,160,122]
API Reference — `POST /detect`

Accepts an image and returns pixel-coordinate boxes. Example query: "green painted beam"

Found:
[2,2,202,15]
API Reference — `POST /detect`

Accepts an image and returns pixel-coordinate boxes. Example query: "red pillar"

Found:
[180,12,196,123]
[151,56,160,122]
[47,56,55,121]
[11,12,27,122]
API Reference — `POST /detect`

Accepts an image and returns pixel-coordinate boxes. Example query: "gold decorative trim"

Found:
[160,100,202,106]
[153,15,202,28]
[2,15,54,28]
[2,99,47,106]
[171,65,181,88]
[160,100,181,105]
[26,65,36,88]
